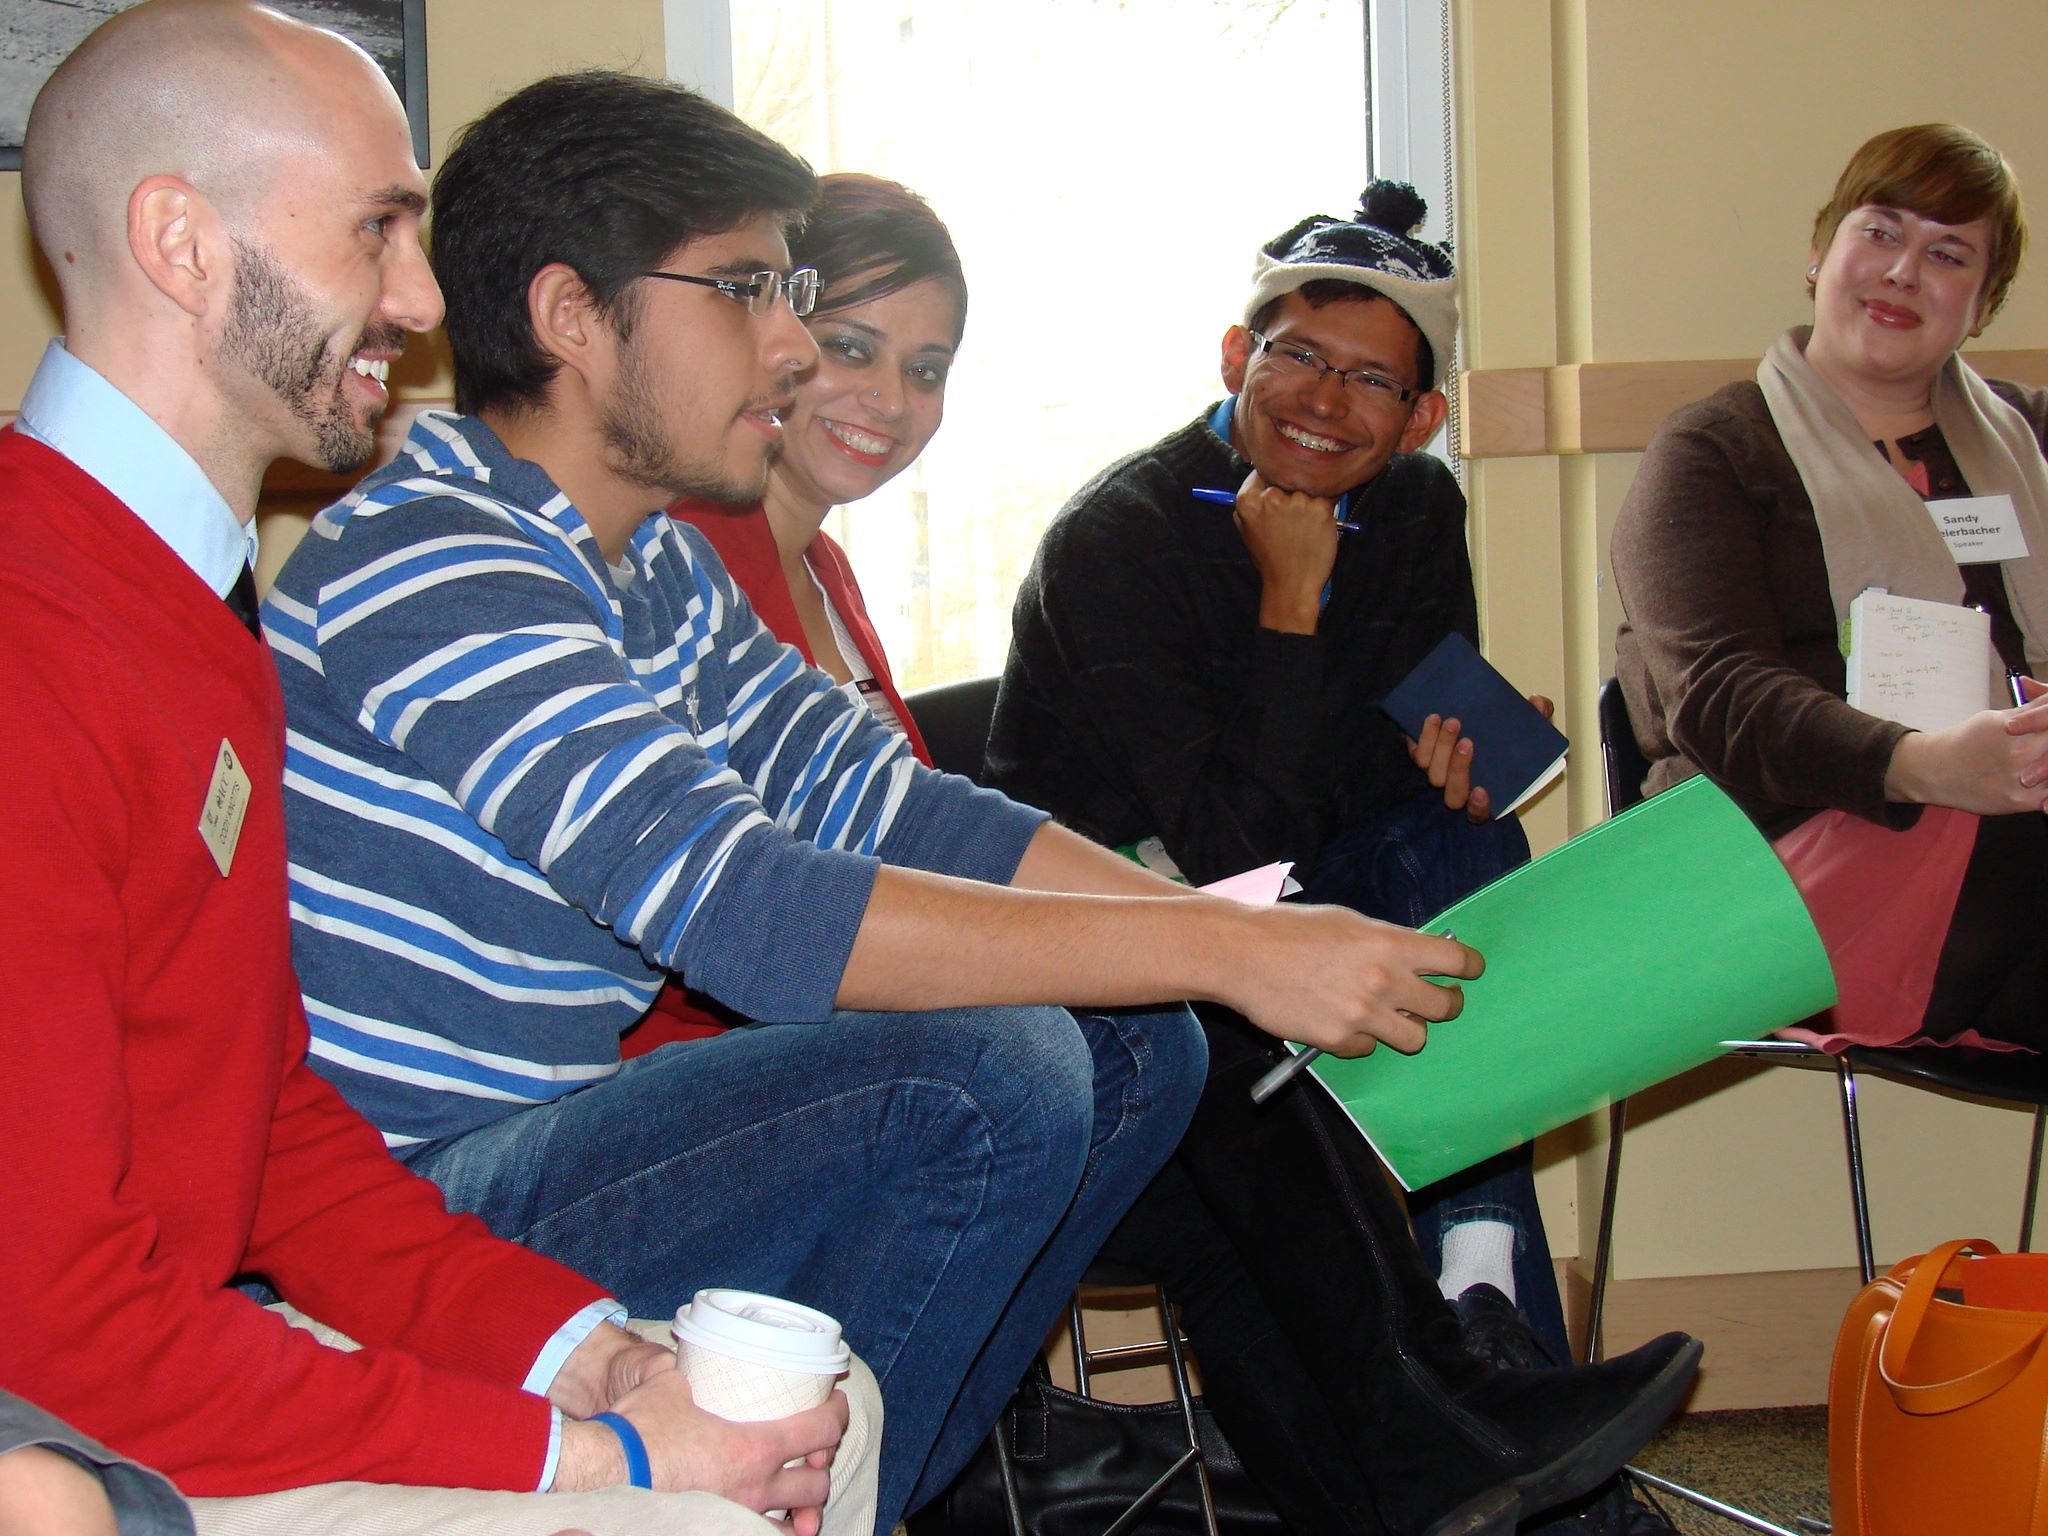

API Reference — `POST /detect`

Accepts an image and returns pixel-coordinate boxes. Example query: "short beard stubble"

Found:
[598,324,774,506]
[221,236,398,475]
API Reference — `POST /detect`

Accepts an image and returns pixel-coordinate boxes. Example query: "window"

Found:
[683,1,1452,689]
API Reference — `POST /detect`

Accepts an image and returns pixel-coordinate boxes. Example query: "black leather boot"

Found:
[1096,1155,1392,1532]
[1163,1010,1699,1536]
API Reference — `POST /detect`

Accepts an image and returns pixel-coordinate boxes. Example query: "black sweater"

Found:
[987,408,1476,887]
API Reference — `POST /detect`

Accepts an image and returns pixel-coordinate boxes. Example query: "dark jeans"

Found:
[402,1003,1207,1528]
[1302,792,1568,1358]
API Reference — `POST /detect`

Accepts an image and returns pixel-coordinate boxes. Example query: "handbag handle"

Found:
[1879,1237,2048,1414]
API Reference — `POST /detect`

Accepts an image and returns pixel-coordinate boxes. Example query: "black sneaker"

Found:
[1376,1329,1703,1536]
[1449,1290,1685,1534]
[1521,1475,1680,1533]
[1618,1489,1681,1534]
[1453,1283,1559,1372]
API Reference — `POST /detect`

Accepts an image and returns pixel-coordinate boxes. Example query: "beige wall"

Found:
[1,0,667,580]
[1,0,668,410]
[1458,0,2048,1279]
[3,169,56,404]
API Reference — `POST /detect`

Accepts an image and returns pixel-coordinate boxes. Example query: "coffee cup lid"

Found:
[673,1289,850,1375]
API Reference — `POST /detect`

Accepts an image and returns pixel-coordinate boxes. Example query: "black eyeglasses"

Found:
[1247,329,1418,405]
[641,266,821,318]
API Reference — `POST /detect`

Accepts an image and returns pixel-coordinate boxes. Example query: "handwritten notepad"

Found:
[1845,589,1992,732]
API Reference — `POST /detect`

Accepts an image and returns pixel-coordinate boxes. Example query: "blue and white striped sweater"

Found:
[266,411,1043,1149]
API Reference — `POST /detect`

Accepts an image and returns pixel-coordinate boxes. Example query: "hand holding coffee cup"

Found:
[673,1290,850,1522]
[672,1289,850,1421]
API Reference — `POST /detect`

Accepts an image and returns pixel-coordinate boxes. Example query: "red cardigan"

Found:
[0,430,606,1495]
[629,499,932,1049]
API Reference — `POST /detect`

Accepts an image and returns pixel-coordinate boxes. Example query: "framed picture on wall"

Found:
[0,0,429,171]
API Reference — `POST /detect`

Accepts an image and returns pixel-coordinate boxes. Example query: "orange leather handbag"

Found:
[1830,1238,2048,1534]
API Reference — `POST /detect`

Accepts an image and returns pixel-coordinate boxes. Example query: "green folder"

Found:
[1306,775,1837,1190]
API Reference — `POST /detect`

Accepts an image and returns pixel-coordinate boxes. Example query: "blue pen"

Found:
[1194,486,1358,612]
[1192,486,1359,530]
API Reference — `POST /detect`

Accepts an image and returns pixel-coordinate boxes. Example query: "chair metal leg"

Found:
[988,1422,1028,1536]
[1628,1465,1809,1535]
[2022,1105,2046,1254]
[1832,1058,1876,1283]
[1154,1286,1220,1536]
[1100,1450,1204,1536]
[1068,1285,1216,1536]
[1068,1295,1092,1397]
[1586,1097,1628,1364]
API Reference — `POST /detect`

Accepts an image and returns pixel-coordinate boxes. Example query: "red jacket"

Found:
[0,430,606,1494]
[629,499,932,1050]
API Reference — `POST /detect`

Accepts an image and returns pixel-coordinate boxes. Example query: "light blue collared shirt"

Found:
[15,339,256,597]
[18,337,628,1489]
[525,1298,629,1490]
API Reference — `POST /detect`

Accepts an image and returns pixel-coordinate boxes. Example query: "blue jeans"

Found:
[1302,791,1569,1358]
[401,1003,1207,1527]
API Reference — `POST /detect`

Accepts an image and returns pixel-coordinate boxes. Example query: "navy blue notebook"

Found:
[1379,633,1569,816]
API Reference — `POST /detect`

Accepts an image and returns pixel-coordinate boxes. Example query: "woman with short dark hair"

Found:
[673,173,966,758]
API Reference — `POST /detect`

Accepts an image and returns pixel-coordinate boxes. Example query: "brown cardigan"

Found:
[1611,377,2048,838]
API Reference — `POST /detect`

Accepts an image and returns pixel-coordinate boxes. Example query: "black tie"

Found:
[224,561,261,638]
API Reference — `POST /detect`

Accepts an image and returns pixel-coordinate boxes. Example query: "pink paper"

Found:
[1199,861,1296,907]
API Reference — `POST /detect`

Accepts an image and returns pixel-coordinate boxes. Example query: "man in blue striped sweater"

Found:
[266,73,1506,1533]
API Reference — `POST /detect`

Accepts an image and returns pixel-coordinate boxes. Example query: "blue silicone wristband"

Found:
[591,1411,652,1489]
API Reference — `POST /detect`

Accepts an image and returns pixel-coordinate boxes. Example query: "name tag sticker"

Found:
[198,738,252,877]
[1927,493,2030,564]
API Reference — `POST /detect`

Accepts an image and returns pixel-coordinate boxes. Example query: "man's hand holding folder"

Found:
[1203,901,1480,1060]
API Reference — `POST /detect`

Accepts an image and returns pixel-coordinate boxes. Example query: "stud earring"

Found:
[1808,265,1818,279]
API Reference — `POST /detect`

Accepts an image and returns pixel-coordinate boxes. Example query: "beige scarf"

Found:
[1757,325,2048,691]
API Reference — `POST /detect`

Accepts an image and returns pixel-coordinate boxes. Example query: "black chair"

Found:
[902,678,1220,1536]
[1051,1267,1220,1536]
[1586,676,2048,1367]
[906,675,1004,782]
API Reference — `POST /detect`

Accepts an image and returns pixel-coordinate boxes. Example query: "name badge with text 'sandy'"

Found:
[1926,493,2030,564]
[198,738,252,877]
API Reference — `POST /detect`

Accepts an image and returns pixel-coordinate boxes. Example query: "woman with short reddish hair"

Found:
[1614,123,2048,1050]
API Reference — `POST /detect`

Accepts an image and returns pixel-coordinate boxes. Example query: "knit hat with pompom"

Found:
[1243,181,1457,391]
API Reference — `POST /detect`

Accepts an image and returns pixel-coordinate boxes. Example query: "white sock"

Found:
[1437,1218,1517,1304]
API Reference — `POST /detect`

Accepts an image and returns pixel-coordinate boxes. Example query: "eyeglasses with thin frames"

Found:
[1246,329,1418,406]
[641,266,821,318]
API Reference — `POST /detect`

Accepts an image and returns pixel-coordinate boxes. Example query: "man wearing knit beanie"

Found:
[987,185,1685,1536]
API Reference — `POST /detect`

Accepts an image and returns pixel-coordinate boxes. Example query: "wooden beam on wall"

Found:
[1563,358,1750,454]
[1459,366,1548,458]
[1462,349,2048,459]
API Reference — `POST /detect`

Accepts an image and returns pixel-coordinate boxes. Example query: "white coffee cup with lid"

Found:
[671,1288,850,1422]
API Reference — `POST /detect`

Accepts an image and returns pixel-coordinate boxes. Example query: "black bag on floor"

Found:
[908,1362,1286,1536]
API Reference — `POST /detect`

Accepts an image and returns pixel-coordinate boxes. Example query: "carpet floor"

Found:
[1630,1404,1830,1534]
